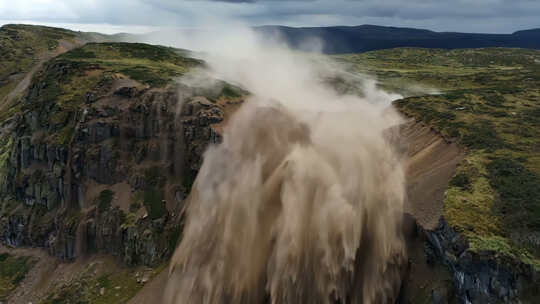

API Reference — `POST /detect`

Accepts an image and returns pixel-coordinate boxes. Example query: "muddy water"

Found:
[165,102,407,304]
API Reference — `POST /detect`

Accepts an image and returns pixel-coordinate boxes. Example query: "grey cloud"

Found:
[0,0,539,33]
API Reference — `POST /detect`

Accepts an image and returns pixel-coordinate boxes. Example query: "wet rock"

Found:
[175,187,187,202]
[20,137,32,169]
[86,91,98,103]
[423,219,539,303]
[86,122,119,143]
[114,86,137,98]
[431,289,442,304]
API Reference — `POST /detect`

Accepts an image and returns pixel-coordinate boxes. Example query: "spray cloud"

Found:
[163,24,407,304]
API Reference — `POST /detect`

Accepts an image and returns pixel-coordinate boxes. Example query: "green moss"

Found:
[50,110,71,126]
[56,42,200,88]
[0,136,13,189]
[62,48,96,59]
[167,225,182,253]
[449,172,472,190]
[6,40,201,155]
[0,255,31,278]
[129,201,141,213]
[140,167,168,219]
[98,190,114,212]
[445,154,502,237]
[0,24,76,85]
[54,124,76,146]
[0,253,37,300]
[444,154,540,270]
[88,42,187,62]
[41,261,168,304]
[468,235,540,272]
[346,48,540,267]
[487,158,540,229]
[461,122,505,151]
[0,136,13,168]
[523,108,540,125]
[220,84,244,98]
[144,166,166,188]
[119,66,169,87]
[89,263,168,304]
[96,274,111,289]
[183,169,198,194]
[120,213,138,229]
[143,187,166,220]
[14,40,200,148]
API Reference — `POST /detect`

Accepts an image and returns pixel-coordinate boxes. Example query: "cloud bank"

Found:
[1,0,540,33]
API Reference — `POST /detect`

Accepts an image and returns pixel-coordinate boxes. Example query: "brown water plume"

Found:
[164,27,407,304]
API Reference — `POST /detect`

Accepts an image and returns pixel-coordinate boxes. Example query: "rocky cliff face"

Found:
[399,121,540,304]
[0,44,237,267]
[423,218,539,304]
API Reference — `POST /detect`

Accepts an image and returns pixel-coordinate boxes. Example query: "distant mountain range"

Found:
[126,24,540,54]
[254,25,540,54]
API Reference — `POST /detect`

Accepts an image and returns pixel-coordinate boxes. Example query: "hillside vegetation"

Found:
[0,25,243,303]
[0,253,36,301]
[338,48,540,270]
[0,25,75,79]
[0,25,80,104]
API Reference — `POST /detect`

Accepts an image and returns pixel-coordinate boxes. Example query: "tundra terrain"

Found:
[0,24,539,303]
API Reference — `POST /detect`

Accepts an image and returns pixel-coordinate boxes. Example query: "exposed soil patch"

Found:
[397,119,465,303]
[127,267,168,304]
[0,39,85,112]
[402,119,464,229]
[0,246,57,304]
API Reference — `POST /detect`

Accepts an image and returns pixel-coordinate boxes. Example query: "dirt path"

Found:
[2,63,40,107]
[0,246,59,304]
[127,267,169,304]
[0,39,85,113]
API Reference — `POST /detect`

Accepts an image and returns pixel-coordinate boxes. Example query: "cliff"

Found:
[339,48,540,303]
[0,25,245,303]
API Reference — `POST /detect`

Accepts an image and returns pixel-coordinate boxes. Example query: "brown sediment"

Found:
[397,118,466,302]
[402,119,464,230]
[165,101,407,304]
[128,267,168,304]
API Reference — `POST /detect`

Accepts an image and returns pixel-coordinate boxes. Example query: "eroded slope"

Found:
[340,48,540,303]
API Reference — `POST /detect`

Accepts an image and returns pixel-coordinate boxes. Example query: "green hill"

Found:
[339,47,540,270]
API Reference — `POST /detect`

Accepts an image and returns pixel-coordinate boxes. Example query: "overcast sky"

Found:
[1,0,539,34]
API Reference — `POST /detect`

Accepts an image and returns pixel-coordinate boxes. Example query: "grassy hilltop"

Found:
[338,48,540,270]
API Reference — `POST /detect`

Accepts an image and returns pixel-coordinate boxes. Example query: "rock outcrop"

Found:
[424,219,540,304]
[0,56,232,267]
[400,121,540,304]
